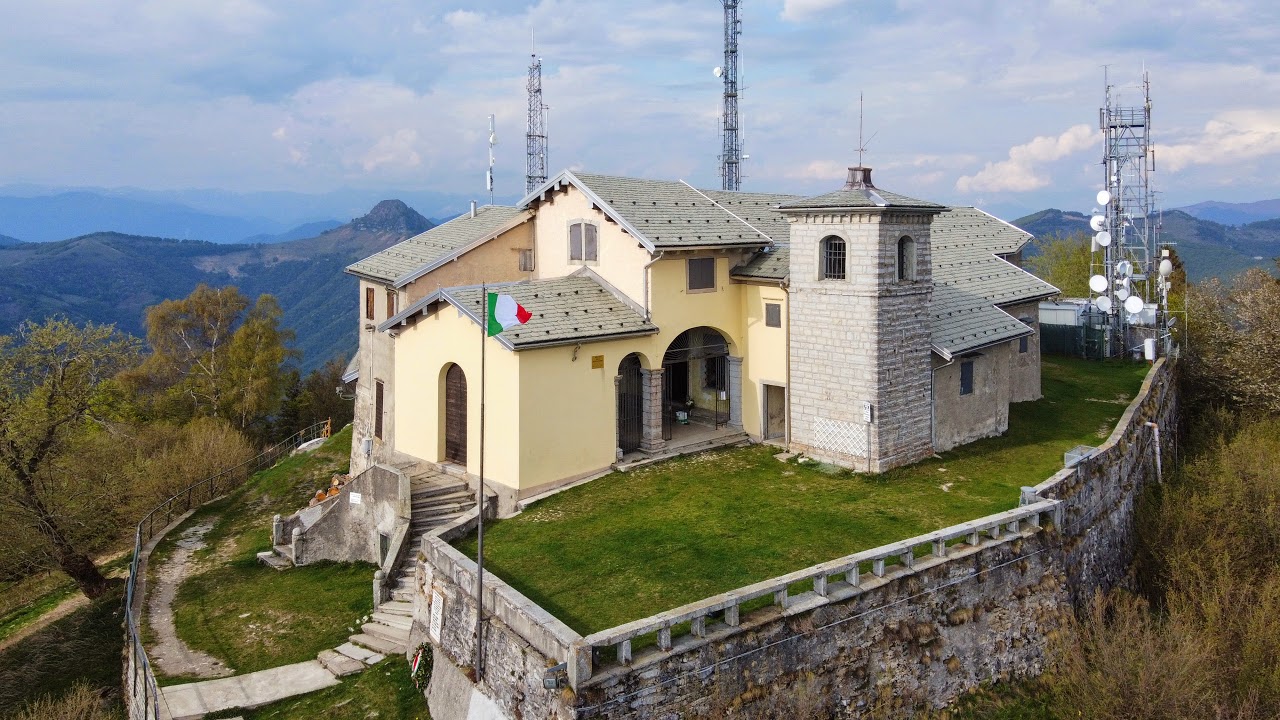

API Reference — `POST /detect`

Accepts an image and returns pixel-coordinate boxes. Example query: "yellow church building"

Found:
[344,167,1056,512]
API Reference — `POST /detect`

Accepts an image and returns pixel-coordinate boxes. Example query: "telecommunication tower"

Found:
[525,43,548,194]
[1086,69,1175,359]
[717,1,743,191]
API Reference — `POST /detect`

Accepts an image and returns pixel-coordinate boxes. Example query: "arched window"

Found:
[897,236,917,282]
[821,236,846,280]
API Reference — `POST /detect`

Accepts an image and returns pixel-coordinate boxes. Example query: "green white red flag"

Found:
[486,292,531,336]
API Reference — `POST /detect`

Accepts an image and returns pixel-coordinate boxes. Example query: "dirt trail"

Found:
[146,520,234,679]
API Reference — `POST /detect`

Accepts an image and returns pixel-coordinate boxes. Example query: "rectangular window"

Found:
[365,287,375,321]
[569,223,583,261]
[687,257,716,291]
[584,224,598,261]
[960,360,974,396]
[386,289,396,319]
[1019,335,1028,354]
[518,249,535,272]
[374,380,385,439]
[765,302,782,328]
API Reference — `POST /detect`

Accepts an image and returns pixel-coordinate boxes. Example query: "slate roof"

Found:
[523,171,799,249]
[930,207,1058,357]
[777,186,943,211]
[345,205,527,285]
[382,274,657,350]
[731,244,790,282]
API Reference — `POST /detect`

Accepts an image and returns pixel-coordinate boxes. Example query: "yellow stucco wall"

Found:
[740,284,788,440]
[393,303,522,489]
[531,187,650,304]
[403,220,534,304]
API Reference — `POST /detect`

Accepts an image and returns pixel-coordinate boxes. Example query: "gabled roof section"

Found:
[345,205,528,286]
[381,274,657,350]
[731,244,790,282]
[931,206,1059,356]
[521,170,800,250]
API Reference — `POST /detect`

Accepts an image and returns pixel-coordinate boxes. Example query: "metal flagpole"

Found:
[475,284,486,679]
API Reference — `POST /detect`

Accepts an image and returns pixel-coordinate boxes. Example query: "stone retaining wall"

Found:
[417,359,1176,719]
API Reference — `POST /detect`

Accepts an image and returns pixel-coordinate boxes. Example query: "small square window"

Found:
[765,302,782,328]
[1019,336,1028,354]
[519,249,535,272]
[688,258,716,291]
[960,360,974,396]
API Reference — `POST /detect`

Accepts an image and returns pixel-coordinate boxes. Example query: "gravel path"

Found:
[146,520,234,679]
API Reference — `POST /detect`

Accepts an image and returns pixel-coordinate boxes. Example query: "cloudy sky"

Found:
[3,0,1279,218]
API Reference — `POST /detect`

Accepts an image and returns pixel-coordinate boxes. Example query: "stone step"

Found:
[335,642,385,666]
[379,600,414,617]
[362,621,410,644]
[255,550,292,571]
[411,495,475,513]
[317,649,365,677]
[371,611,412,631]
[410,482,467,499]
[349,632,406,656]
[411,504,474,522]
[391,589,414,603]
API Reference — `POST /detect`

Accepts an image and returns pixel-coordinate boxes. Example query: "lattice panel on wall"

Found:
[814,417,868,458]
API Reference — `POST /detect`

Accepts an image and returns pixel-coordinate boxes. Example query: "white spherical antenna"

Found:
[1127,313,1142,324]
[1095,230,1111,247]
[1124,295,1145,314]
[1116,259,1133,277]
[713,66,723,78]
[1089,275,1108,293]
[1096,190,1112,206]
[1090,215,1106,232]
[1159,258,1173,277]
[1116,276,1129,289]
[1116,286,1130,301]
[1095,296,1113,313]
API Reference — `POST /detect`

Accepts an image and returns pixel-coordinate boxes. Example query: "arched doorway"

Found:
[617,354,643,454]
[662,327,731,440]
[444,364,467,464]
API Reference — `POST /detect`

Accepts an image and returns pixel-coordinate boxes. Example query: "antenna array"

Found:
[1086,69,1175,359]
[718,0,743,191]
[526,43,548,194]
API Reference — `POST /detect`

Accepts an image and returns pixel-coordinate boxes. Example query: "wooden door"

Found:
[765,384,785,439]
[444,364,467,464]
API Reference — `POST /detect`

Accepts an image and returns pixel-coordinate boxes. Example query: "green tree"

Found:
[0,319,141,598]
[225,295,296,433]
[1027,232,1092,298]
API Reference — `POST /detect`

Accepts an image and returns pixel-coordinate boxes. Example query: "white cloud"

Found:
[780,0,847,22]
[1159,110,1280,172]
[361,129,421,173]
[955,124,1098,193]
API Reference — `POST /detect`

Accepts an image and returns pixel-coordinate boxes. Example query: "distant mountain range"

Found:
[1173,198,1280,226]
[1012,208,1278,282]
[0,200,433,372]
[0,233,21,247]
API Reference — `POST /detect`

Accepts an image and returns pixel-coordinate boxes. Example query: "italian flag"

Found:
[487,292,532,336]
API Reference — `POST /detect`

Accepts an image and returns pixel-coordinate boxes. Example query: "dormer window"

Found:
[569,221,598,263]
[820,236,846,280]
[897,236,917,282]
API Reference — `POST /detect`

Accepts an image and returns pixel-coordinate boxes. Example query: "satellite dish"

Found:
[1116,287,1130,301]
[1090,215,1106,232]
[1095,231,1111,247]
[1089,275,1108,293]
[1116,276,1129,289]
[713,66,723,77]
[1116,260,1133,277]
[1127,313,1142,324]
[1168,316,1177,326]
[1096,190,1112,206]
[1095,296,1112,313]
[1159,258,1173,277]
[1124,295,1145,314]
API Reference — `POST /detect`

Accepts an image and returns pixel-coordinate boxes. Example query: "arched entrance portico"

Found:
[660,327,742,442]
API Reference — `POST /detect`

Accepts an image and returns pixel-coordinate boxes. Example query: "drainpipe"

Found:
[642,251,665,321]
[1145,421,1162,484]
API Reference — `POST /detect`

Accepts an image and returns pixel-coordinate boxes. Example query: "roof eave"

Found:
[392,209,533,289]
[519,169,657,254]
[511,327,659,351]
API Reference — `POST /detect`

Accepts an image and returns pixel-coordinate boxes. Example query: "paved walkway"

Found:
[147,519,234,679]
[160,660,338,720]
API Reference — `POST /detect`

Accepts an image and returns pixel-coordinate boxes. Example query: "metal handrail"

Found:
[123,418,332,719]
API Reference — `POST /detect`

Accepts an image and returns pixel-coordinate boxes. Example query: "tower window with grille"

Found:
[898,236,917,282]
[569,222,598,262]
[821,236,846,280]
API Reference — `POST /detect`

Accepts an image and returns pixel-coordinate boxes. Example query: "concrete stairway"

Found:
[344,465,476,658]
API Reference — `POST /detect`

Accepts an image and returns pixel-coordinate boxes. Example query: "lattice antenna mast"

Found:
[525,31,548,194]
[718,0,742,191]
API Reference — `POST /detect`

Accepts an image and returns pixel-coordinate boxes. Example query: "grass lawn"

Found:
[456,357,1151,635]
[206,657,429,720]
[0,583,125,713]
[148,425,379,682]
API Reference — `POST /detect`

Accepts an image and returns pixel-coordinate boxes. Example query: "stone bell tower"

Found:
[779,166,942,472]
